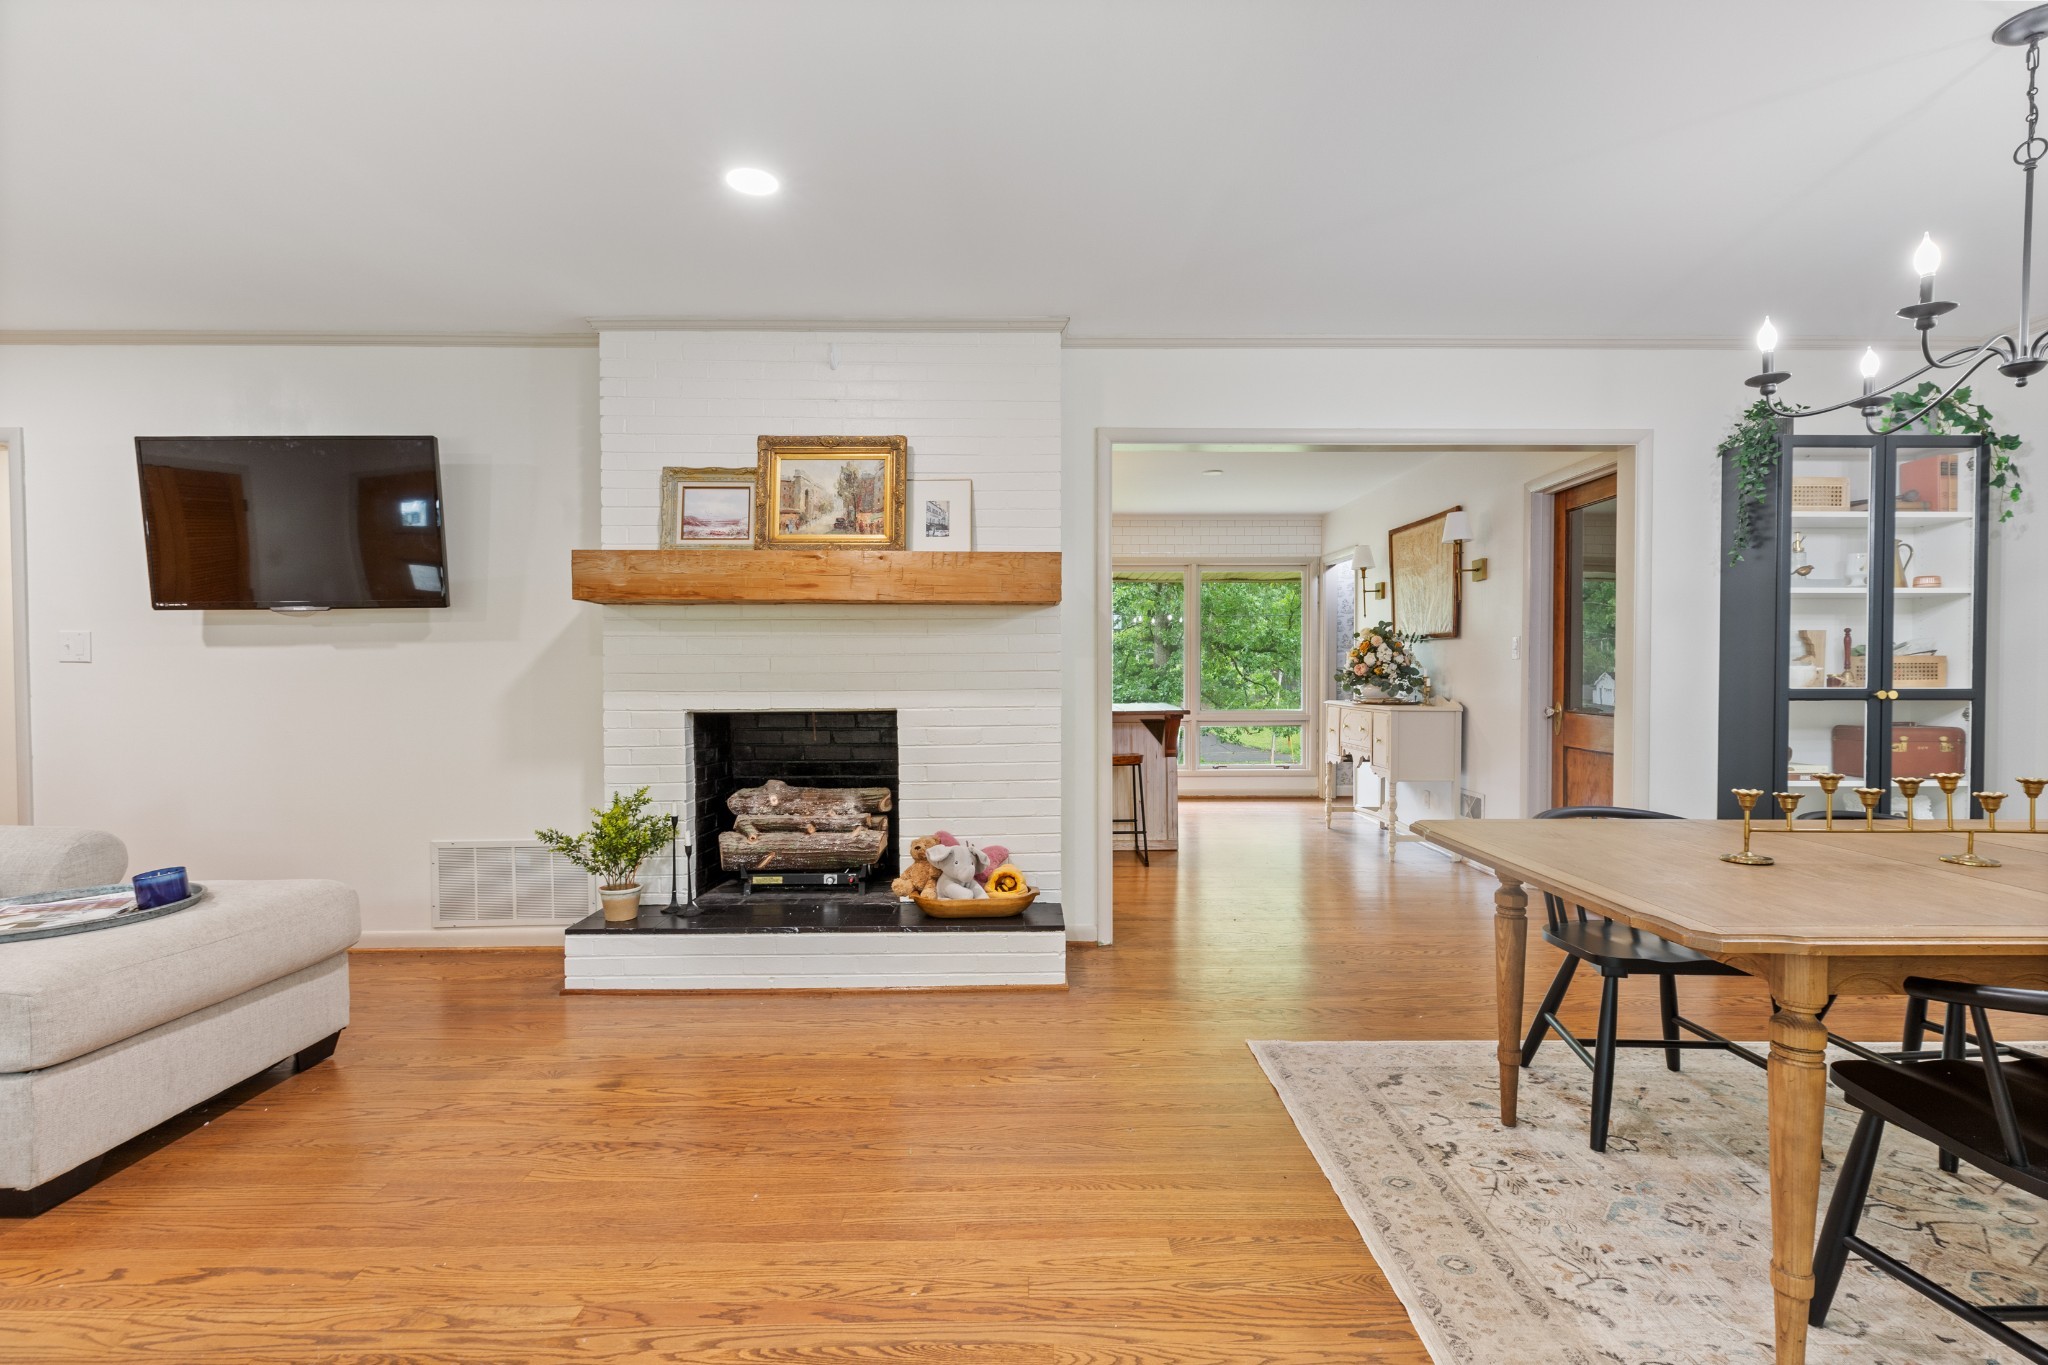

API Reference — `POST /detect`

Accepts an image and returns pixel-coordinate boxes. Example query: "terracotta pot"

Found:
[600,884,643,923]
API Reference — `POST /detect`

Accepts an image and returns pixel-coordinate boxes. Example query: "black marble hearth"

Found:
[566,901,1065,936]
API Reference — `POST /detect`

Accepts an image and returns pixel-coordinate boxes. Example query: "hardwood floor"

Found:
[0,800,1904,1363]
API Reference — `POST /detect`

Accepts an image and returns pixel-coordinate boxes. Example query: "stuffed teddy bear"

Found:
[927,842,987,899]
[890,835,944,898]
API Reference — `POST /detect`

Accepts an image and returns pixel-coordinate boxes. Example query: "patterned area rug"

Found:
[1252,1040,2045,1365]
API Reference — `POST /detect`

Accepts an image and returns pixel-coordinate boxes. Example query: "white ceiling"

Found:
[0,1,2038,340]
[1112,445,1602,515]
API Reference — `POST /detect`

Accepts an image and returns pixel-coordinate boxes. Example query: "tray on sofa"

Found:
[0,883,207,945]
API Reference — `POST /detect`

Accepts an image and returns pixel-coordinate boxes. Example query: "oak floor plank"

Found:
[0,800,1905,1362]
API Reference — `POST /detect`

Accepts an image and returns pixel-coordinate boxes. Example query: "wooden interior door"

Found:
[141,465,253,605]
[1550,473,1619,807]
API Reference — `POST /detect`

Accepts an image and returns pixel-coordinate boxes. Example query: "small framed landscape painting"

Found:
[1388,507,1461,639]
[757,435,908,549]
[659,467,757,548]
[909,478,973,551]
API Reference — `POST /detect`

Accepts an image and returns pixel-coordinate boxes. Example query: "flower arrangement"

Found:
[1336,621,1431,702]
[536,787,675,891]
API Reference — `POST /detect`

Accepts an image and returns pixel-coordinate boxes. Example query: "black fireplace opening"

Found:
[687,710,899,900]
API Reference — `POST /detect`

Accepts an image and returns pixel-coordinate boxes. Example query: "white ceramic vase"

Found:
[600,883,643,923]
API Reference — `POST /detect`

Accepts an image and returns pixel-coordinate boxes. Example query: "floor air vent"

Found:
[432,841,595,927]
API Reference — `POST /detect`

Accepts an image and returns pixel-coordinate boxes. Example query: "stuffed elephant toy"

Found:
[927,842,987,899]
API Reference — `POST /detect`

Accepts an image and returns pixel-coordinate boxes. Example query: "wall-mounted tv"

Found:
[136,436,448,611]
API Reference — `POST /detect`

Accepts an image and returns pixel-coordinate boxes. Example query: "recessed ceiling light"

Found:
[1203,468,1225,476]
[724,167,780,196]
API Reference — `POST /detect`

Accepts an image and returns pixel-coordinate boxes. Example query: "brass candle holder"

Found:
[1932,772,1964,829]
[1773,790,1804,831]
[2022,777,2046,832]
[1894,776,1923,831]
[1939,791,2005,869]
[1722,789,1774,866]
[1854,787,1885,830]
[1814,773,1845,831]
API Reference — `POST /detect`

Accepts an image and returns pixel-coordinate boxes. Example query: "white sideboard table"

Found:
[1321,698,1465,847]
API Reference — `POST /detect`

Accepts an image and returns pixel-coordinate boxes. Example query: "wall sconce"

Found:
[1441,508,1488,582]
[1355,543,1386,599]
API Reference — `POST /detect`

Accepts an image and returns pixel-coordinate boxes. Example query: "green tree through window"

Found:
[1111,574,1183,705]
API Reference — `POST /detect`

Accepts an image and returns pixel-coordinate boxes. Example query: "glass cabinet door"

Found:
[1786,442,1878,696]
[1882,698,1974,821]
[1884,442,1979,693]
[1786,697,1874,819]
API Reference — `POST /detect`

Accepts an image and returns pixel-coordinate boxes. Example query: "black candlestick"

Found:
[664,815,680,910]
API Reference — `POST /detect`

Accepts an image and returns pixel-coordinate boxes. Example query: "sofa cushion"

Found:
[0,879,358,1072]
[0,828,127,900]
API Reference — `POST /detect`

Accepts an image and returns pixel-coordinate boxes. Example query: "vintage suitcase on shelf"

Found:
[1829,724,1966,779]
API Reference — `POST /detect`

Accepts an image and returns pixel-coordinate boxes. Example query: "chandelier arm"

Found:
[1860,349,2008,434]
[1922,328,2017,369]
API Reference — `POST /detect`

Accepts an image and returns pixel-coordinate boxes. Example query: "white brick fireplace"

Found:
[595,327,1065,912]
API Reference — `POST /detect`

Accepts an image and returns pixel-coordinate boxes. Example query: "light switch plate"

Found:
[57,631,91,663]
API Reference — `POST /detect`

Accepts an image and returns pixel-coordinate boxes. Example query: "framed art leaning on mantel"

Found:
[757,435,908,550]
[658,467,759,548]
[1387,506,1461,639]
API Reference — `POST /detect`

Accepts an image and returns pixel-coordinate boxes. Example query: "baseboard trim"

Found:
[356,927,568,949]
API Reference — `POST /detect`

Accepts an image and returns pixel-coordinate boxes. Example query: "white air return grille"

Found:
[432,841,595,927]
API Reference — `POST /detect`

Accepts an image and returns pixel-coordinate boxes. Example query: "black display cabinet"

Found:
[1718,428,1992,820]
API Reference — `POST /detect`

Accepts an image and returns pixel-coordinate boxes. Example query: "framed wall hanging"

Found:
[1387,506,1462,639]
[908,478,973,551]
[659,467,759,548]
[756,435,908,549]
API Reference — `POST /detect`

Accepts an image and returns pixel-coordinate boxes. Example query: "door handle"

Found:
[1545,705,1563,736]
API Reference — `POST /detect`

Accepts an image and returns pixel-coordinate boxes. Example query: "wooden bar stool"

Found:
[1111,752,1148,865]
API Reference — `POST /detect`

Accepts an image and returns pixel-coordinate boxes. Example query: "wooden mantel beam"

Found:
[570,549,1062,606]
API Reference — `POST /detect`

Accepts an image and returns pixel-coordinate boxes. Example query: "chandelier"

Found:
[1746,4,2048,429]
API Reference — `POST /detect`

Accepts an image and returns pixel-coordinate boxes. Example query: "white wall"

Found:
[1322,448,1595,819]
[1111,513,1323,561]
[596,330,1068,920]
[1060,345,2046,928]
[0,344,602,943]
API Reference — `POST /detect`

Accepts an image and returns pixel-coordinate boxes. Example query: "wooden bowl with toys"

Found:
[901,836,1037,918]
[914,887,1039,919]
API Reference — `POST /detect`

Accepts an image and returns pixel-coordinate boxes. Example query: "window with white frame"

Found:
[1112,561,1311,770]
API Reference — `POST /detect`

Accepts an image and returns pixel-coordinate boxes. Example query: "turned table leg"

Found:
[1493,877,1529,1125]
[1766,957,1831,1365]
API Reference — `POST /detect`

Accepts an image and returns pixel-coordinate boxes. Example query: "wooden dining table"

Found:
[1411,816,2048,1365]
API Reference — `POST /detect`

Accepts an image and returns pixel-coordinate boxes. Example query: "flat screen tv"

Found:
[136,436,448,610]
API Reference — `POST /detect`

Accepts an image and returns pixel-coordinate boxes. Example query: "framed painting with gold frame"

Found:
[1387,506,1461,640]
[756,435,908,549]
[659,467,759,548]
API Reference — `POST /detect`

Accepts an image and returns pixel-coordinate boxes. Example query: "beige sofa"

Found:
[0,828,358,1215]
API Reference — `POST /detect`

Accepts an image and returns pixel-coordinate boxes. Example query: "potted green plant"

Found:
[537,787,675,923]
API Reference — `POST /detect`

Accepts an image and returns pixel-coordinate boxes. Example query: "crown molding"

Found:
[0,330,596,347]
[587,316,1069,334]
[1065,332,1775,351]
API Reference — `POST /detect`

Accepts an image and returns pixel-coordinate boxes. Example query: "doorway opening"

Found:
[1098,437,1643,943]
